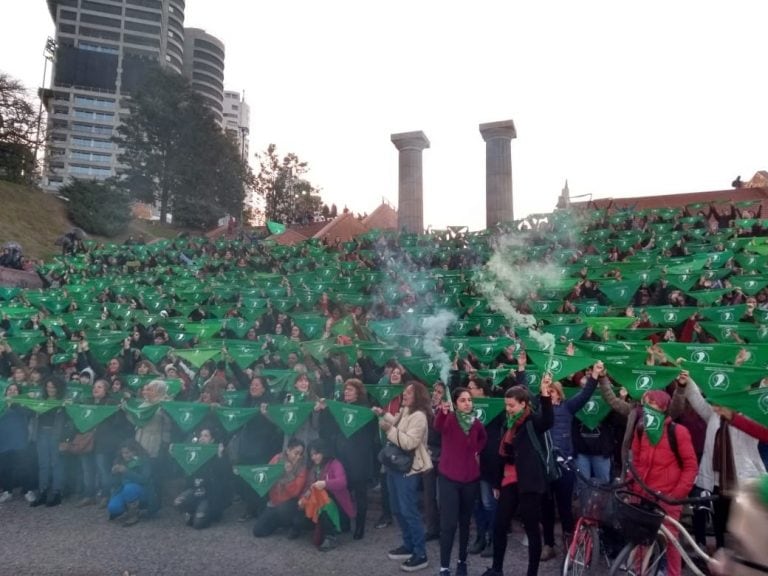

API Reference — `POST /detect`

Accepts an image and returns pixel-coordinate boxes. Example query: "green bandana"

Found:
[456,410,476,435]
[506,410,525,430]
[642,405,666,446]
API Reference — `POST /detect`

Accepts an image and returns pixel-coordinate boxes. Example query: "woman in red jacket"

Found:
[629,390,698,576]
[434,387,487,576]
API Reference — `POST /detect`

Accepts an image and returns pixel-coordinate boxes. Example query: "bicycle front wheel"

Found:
[563,522,597,576]
[609,537,667,576]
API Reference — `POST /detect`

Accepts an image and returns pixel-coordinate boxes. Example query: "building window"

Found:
[81,1,123,15]
[193,39,225,60]
[71,150,112,162]
[79,42,119,54]
[124,34,161,48]
[74,109,115,121]
[70,165,113,177]
[74,95,116,109]
[125,8,161,21]
[125,20,161,35]
[73,123,113,136]
[80,13,122,29]
[78,26,121,41]
[59,23,77,34]
[72,137,113,149]
[60,10,77,21]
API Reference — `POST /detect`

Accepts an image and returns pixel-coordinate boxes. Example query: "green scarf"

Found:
[642,405,666,446]
[506,410,525,430]
[456,410,475,435]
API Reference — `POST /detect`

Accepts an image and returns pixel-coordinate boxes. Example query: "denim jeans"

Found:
[94,452,113,495]
[37,427,63,493]
[575,453,611,484]
[387,470,426,558]
[108,482,147,517]
[80,453,96,497]
[472,479,497,537]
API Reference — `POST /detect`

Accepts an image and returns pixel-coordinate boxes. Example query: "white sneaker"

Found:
[24,490,37,503]
[519,533,529,547]
[0,491,12,503]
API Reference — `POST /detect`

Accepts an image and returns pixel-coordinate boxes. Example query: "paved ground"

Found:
[0,495,576,576]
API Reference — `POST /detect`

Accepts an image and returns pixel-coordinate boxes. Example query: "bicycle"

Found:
[608,458,717,576]
[561,457,629,576]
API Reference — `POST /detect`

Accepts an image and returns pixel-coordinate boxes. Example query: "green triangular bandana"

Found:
[123,400,161,428]
[683,364,764,397]
[169,443,218,475]
[471,397,505,425]
[526,351,595,380]
[163,402,211,433]
[714,388,768,426]
[235,464,285,496]
[220,390,248,407]
[642,405,666,446]
[214,406,261,433]
[605,363,681,400]
[65,404,119,433]
[266,402,315,435]
[11,397,62,414]
[574,391,612,430]
[173,348,221,368]
[325,400,375,438]
[365,385,403,407]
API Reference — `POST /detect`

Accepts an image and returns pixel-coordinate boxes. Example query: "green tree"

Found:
[0,72,38,183]
[59,179,131,237]
[253,144,322,224]
[114,66,247,227]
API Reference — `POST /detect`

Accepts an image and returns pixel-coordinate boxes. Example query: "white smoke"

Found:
[420,309,458,386]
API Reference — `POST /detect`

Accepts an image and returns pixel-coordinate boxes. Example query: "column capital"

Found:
[479,120,517,142]
[391,131,430,151]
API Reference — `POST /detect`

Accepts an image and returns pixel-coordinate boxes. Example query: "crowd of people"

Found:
[1,199,768,575]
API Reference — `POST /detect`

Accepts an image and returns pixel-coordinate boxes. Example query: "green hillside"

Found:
[0,180,188,260]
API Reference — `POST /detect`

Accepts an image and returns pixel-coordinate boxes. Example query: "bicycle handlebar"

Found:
[556,455,631,489]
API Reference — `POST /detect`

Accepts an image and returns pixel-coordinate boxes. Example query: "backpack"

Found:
[635,419,683,468]
[526,421,562,482]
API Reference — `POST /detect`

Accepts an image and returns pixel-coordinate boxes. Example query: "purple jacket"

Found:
[433,410,487,483]
[308,458,356,519]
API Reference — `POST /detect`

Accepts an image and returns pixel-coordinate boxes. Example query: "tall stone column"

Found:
[391,131,430,233]
[479,120,517,228]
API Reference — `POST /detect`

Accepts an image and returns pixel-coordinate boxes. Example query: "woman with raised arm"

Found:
[481,381,554,576]
[434,386,487,576]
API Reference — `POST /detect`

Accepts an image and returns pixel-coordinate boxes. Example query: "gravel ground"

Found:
[0,494,582,576]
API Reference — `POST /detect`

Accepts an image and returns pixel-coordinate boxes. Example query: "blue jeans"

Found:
[37,427,63,493]
[94,452,113,495]
[108,482,147,517]
[575,453,611,485]
[472,479,497,536]
[80,453,96,497]
[387,470,426,558]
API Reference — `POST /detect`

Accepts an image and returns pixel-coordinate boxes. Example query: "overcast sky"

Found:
[3,1,767,230]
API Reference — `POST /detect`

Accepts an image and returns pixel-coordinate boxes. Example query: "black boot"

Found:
[30,490,47,507]
[353,521,365,540]
[45,491,62,507]
[469,533,487,555]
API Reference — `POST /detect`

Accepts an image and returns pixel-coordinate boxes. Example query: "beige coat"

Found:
[381,408,433,476]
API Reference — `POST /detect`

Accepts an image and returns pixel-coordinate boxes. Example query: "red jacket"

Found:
[630,417,698,501]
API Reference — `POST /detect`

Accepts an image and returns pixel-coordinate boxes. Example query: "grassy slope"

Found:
[0,180,187,260]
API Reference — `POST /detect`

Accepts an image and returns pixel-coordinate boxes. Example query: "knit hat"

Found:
[644,389,671,412]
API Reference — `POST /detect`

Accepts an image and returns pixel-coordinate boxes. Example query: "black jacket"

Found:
[491,395,554,494]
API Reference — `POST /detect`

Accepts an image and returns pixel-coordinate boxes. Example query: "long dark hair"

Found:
[406,381,433,417]
[42,376,67,400]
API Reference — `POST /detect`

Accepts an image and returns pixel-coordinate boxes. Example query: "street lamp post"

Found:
[34,37,57,176]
